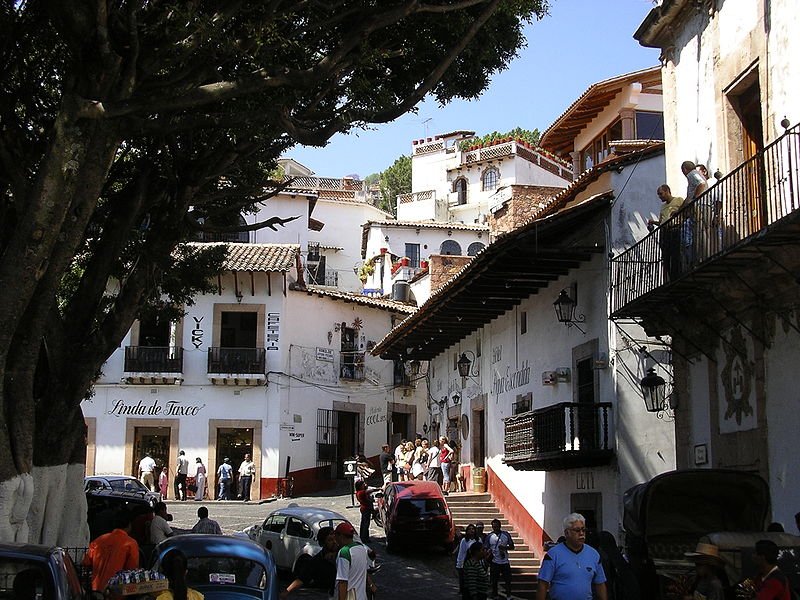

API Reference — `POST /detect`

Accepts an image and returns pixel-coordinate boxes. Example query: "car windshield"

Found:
[108,479,147,493]
[186,556,267,590]
[0,558,52,599]
[397,499,446,518]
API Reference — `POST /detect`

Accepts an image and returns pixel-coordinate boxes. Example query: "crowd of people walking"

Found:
[138,451,255,501]
[378,434,463,493]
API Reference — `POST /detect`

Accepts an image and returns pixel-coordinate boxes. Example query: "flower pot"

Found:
[420,260,429,269]
[400,257,410,267]
[380,247,388,254]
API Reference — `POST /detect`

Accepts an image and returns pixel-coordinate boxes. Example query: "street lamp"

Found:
[452,392,461,406]
[553,287,586,333]
[641,367,667,413]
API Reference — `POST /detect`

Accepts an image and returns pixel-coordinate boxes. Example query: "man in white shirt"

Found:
[237,453,255,502]
[138,453,156,491]
[175,450,189,501]
[149,502,173,544]
[334,522,375,600]
[426,438,442,484]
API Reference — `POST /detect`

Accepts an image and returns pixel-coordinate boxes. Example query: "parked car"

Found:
[152,535,279,600]
[84,475,161,506]
[243,504,356,572]
[375,480,455,552]
[623,469,800,598]
[0,542,87,599]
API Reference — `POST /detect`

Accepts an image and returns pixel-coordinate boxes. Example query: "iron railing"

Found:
[207,347,266,375]
[194,230,249,243]
[611,124,800,314]
[306,268,338,287]
[504,402,612,465]
[124,346,183,373]
[339,351,366,381]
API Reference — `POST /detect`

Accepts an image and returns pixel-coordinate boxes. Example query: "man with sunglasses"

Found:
[536,513,607,600]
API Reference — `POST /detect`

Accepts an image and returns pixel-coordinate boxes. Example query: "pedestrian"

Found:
[463,541,490,600]
[681,160,708,269]
[139,452,156,492]
[281,526,340,598]
[238,453,255,502]
[426,438,442,484]
[412,439,430,480]
[379,444,394,487]
[648,184,685,281]
[440,436,454,494]
[456,524,478,597]
[217,457,233,500]
[536,513,607,600]
[484,518,515,600]
[191,506,223,534]
[795,511,800,535]
[355,480,374,543]
[83,510,139,594]
[155,548,204,600]
[159,466,169,500]
[752,539,792,600]
[683,542,725,600]
[474,521,486,545]
[394,439,407,482]
[175,450,189,501]
[194,457,206,501]
[334,522,376,600]
[150,501,174,545]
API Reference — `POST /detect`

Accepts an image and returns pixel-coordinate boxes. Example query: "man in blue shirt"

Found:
[536,513,607,600]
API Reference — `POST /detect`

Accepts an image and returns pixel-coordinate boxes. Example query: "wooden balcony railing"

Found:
[340,351,365,381]
[504,402,613,471]
[207,347,266,375]
[611,123,800,315]
[124,346,183,373]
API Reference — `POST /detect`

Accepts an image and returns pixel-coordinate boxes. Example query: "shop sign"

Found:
[365,404,386,427]
[316,347,334,362]
[492,360,531,397]
[109,398,205,417]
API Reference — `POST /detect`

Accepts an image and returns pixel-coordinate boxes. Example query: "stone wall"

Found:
[429,254,473,291]
[486,185,562,235]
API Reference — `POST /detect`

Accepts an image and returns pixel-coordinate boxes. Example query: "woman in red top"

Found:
[355,480,374,543]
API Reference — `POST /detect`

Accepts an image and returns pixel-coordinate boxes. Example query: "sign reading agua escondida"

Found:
[109,398,205,417]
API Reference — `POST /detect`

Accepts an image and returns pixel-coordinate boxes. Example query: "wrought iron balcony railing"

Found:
[124,346,183,373]
[207,347,266,375]
[340,351,366,381]
[504,402,613,471]
[611,123,800,315]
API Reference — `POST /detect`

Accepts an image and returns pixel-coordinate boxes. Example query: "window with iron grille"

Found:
[316,409,338,479]
[482,168,499,191]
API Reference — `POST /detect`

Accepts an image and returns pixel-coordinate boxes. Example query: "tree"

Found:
[0,0,549,545]
[378,155,412,216]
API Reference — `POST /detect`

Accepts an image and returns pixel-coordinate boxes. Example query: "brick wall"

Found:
[486,185,563,235]
[429,254,473,291]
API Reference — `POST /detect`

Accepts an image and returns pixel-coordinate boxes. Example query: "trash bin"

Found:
[472,467,486,493]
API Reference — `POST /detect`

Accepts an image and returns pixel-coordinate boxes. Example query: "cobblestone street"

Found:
[164,484,461,599]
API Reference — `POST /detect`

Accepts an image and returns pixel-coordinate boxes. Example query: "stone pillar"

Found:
[570,151,581,175]
[620,108,636,140]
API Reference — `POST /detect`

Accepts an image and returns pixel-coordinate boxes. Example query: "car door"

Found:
[258,514,288,567]
[283,517,314,570]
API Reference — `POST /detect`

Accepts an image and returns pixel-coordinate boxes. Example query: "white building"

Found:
[373,67,675,554]
[610,0,800,527]
[83,175,424,499]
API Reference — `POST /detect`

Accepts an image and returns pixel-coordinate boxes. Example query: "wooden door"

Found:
[735,83,765,233]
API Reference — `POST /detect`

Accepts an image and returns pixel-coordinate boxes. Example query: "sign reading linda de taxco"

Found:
[108,398,205,417]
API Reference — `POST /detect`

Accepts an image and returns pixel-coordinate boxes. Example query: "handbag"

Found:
[188,484,198,493]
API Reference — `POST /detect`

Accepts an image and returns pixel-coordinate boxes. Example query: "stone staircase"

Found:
[447,492,540,600]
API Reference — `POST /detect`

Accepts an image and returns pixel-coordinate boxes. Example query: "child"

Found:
[463,540,489,600]
[159,466,169,500]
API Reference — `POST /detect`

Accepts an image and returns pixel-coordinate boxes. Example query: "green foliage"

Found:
[378,155,412,215]
[458,127,541,151]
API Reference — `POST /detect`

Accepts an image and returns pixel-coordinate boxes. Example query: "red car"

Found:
[376,480,455,552]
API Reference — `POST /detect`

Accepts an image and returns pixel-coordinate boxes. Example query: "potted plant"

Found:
[400,256,410,267]
[420,259,429,269]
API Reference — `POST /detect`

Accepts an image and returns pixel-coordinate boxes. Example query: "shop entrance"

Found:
[215,428,254,499]
[132,427,171,477]
[335,411,359,478]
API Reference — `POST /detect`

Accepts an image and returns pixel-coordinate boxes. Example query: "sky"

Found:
[286,0,662,179]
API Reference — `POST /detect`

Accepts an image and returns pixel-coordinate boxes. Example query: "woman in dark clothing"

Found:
[281,526,339,599]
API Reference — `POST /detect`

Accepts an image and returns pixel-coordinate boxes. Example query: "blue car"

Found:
[152,535,279,600]
[0,542,87,599]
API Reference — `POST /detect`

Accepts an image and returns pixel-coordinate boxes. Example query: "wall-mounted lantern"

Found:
[553,285,586,333]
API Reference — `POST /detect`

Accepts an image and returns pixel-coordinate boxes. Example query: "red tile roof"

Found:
[186,242,299,272]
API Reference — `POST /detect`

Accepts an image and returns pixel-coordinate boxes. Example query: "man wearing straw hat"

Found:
[684,542,726,600]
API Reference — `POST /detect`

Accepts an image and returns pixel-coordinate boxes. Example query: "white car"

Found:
[243,504,357,572]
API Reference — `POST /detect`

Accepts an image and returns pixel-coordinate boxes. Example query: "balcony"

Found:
[207,347,266,376]
[339,351,365,381]
[503,402,613,471]
[124,346,183,374]
[612,124,800,321]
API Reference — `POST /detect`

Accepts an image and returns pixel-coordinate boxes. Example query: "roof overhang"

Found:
[539,66,662,157]
[372,193,613,360]
[633,0,693,49]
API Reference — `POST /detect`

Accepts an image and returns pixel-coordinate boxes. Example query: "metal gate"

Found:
[316,408,338,480]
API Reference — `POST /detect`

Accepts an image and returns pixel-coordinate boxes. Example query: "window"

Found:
[453,178,467,205]
[520,311,527,335]
[440,240,462,255]
[285,517,312,538]
[263,514,287,533]
[467,242,485,257]
[635,111,664,140]
[405,243,421,268]
[482,168,499,191]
